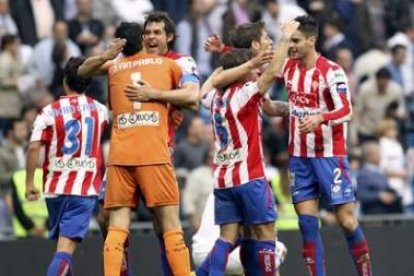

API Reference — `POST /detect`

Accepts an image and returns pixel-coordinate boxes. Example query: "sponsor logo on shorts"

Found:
[117,111,159,129]
[52,157,97,171]
[215,149,243,165]
[331,183,342,198]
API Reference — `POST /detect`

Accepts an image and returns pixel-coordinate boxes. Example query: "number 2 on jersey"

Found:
[61,118,95,156]
[131,72,142,110]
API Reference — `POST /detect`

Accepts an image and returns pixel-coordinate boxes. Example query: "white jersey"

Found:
[201,82,266,189]
[30,95,108,196]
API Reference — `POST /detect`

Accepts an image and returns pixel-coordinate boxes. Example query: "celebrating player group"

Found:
[24,8,372,276]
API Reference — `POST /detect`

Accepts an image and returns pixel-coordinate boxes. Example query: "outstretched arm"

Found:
[78,38,126,77]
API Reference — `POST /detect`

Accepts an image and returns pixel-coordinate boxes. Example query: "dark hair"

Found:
[230,22,265,49]
[3,117,25,136]
[325,17,343,32]
[64,57,91,93]
[391,44,407,55]
[52,41,68,65]
[115,22,143,56]
[144,11,176,49]
[1,34,18,51]
[220,48,253,70]
[294,15,318,38]
[376,67,391,79]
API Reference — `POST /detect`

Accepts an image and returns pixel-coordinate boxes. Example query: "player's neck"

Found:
[65,90,83,97]
[299,50,319,69]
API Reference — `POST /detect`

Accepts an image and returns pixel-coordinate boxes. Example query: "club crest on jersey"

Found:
[311,80,319,90]
[117,111,159,129]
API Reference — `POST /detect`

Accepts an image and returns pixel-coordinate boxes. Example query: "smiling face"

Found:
[143,21,174,55]
[288,29,316,60]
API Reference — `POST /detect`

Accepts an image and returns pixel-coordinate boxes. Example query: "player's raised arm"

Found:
[78,38,126,77]
[257,21,299,94]
[211,50,273,90]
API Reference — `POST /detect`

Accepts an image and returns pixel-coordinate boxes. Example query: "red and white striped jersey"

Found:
[201,82,266,189]
[283,56,352,157]
[30,95,109,196]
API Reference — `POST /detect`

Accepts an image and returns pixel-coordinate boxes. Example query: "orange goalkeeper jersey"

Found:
[107,51,182,166]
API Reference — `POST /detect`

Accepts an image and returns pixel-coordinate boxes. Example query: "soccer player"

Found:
[78,22,191,276]
[282,16,372,276]
[192,192,288,276]
[25,57,109,275]
[198,21,298,276]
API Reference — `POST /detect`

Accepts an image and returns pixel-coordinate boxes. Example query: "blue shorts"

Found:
[214,178,276,225]
[289,156,355,205]
[46,195,97,241]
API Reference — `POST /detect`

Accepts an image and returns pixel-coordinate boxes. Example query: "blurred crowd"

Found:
[0,0,414,239]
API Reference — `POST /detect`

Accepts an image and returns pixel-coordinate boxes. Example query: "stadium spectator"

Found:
[10,168,48,238]
[68,0,104,54]
[25,57,108,275]
[385,44,407,90]
[48,41,69,99]
[28,21,81,88]
[322,17,355,60]
[378,119,412,211]
[387,21,414,96]
[9,0,64,46]
[261,0,307,43]
[355,67,405,143]
[110,0,153,25]
[0,118,27,195]
[0,0,18,37]
[221,0,261,45]
[334,46,357,96]
[357,142,403,214]
[353,43,389,84]
[0,35,25,131]
[174,116,209,171]
[182,148,213,232]
[175,0,214,81]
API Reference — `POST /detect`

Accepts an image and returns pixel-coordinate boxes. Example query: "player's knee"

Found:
[153,205,181,232]
[338,215,358,232]
[248,223,275,240]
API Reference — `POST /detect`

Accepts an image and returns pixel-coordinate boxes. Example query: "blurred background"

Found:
[1,0,414,275]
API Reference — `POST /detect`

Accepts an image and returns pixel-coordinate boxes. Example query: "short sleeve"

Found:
[175,56,200,85]
[234,81,262,110]
[201,89,216,110]
[30,109,52,142]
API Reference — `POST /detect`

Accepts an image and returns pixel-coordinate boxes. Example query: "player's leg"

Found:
[291,157,325,276]
[335,203,372,276]
[234,179,277,276]
[313,157,372,276]
[138,163,191,276]
[98,177,130,276]
[152,212,172,276]
[46,195,97,276]
[104,166,137,276]
[196,187,242,276]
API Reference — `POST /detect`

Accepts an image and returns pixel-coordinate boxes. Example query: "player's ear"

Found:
[251,40,260,52]
[308,36,316,46]
[167,34,174,44]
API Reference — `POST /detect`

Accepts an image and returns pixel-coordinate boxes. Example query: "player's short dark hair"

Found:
[144,11,176,49]
[220,48,253,70]
[230,22,265,49]
[64,57,91,93]
[115,22,143,56]
[294,15,318,38]
[376,67,391,79]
